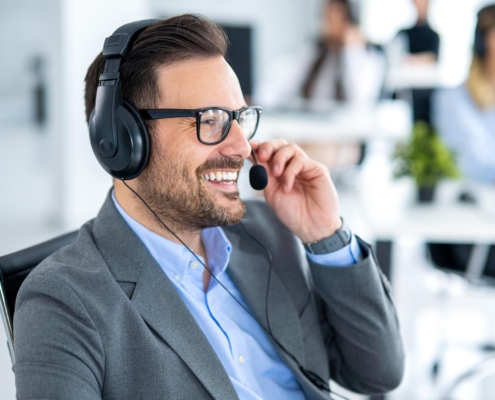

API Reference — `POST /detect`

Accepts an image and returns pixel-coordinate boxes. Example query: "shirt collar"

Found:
[111,190,232,288]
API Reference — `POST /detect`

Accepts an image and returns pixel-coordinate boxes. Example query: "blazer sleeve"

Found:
[13,270,104,400]
[308,237,405,395]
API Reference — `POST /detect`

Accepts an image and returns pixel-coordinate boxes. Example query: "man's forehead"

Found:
[155,56,245,109]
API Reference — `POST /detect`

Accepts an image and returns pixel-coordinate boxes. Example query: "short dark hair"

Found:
[84,14,228,132]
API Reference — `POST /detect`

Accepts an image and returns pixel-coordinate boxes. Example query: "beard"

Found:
[135,141,246,233]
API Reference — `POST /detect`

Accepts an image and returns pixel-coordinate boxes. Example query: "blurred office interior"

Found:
[2,0,495,398]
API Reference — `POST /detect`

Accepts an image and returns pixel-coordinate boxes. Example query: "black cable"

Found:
[120,178,348,400]
[238,221,273,335]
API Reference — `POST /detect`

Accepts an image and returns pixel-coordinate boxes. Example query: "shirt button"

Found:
[190,261,200,270]
[173,274,180,281]
[238,355,246,365]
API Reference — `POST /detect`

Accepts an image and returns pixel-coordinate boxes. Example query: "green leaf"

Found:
[392,121,461,187]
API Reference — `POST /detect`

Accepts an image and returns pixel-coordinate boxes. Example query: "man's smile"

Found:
[200,170,239,191]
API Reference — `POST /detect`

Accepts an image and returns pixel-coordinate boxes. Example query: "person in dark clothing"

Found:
[401,0,440,64]
[398,0,440,123]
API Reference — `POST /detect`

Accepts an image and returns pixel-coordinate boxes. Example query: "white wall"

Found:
[150,0,325,99]
[58,0,152,230]
[0,0,61,227]
[1,0,491,235]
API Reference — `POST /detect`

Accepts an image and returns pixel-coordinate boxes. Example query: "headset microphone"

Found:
[249,150,268,190]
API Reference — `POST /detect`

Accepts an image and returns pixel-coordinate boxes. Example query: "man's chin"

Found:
[212,191,245,225]
[220,190,241,201]
[198,180,245,225]
[202,179,240,201]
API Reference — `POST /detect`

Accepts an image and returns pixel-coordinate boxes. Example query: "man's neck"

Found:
[113,183,205,257]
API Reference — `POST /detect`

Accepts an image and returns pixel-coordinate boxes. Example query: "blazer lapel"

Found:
[223,223,305,365]
[130,260,238,400]
[92,192,238,400]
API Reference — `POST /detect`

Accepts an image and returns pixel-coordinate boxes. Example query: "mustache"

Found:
[197,157,244,174]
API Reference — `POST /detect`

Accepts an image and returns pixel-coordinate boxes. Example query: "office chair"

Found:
[0,231,78,365]
[427,243,495,397]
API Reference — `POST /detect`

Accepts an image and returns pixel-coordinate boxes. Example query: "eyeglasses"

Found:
[139,106,262,145]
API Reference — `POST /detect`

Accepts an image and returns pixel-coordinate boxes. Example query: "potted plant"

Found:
[393,121,460,202]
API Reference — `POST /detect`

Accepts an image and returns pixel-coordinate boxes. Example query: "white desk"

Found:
[368,204,495,244]
[256,100,412,143]
[365,203,495,282]
[385,64,441,91]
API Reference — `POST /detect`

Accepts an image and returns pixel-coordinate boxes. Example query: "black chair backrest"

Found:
[0,231,78,328]
[428,242,495,281]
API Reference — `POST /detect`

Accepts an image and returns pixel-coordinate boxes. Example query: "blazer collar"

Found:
[92,192,306,398]
[92,191,238,400]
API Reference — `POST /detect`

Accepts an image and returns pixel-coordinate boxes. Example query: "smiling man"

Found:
[13,15,404,400]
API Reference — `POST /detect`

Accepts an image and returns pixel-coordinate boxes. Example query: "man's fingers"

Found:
[279,156,306,191]
[269,143,302,177]
[254,141,308,177]
[254,139,289,163]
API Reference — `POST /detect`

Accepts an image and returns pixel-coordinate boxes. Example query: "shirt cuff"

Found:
[306,234,362,267]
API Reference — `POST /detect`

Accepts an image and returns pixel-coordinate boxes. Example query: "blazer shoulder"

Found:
[22,219,108,293]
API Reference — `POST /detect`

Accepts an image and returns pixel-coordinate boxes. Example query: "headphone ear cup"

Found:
[475,29,486,58]
[89,100,150,180]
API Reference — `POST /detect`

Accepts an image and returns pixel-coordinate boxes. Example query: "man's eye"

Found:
[201,119,216,126]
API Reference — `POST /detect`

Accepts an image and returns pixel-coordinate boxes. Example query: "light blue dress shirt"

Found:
[433,85,495,183]
[112,193,361,399]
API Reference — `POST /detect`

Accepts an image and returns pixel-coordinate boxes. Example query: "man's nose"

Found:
[221,120,252,159]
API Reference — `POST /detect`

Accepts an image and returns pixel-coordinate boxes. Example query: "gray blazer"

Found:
[13,194,404,399]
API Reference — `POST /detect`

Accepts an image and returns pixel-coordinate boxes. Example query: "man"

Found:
[13,15,404,400]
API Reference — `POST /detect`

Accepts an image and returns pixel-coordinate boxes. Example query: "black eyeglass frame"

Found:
[139,106,263,145]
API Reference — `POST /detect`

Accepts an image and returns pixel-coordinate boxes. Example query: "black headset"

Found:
[89,18,267,190]
[89,19,160,180]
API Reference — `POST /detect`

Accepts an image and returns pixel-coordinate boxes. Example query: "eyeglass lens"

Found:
[199,108,258,143]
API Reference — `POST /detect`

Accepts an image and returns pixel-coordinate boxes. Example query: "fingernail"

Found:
[273,164,279,172]
[284,183,289,191]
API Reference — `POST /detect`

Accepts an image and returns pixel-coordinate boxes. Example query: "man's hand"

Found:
[250,140,341,243]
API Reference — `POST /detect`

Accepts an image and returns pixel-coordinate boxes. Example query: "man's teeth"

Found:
[202,171,238,183]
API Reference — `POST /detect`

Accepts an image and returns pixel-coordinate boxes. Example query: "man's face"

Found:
[136,56,251,232]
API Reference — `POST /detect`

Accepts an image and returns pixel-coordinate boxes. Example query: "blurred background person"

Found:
[400,0,440,66]
[427,7,495,395]
[300,0,386,103]
[433,4,495,184]
[257,0,386,174]
[259,0,386,108]
[390,0,440,124]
